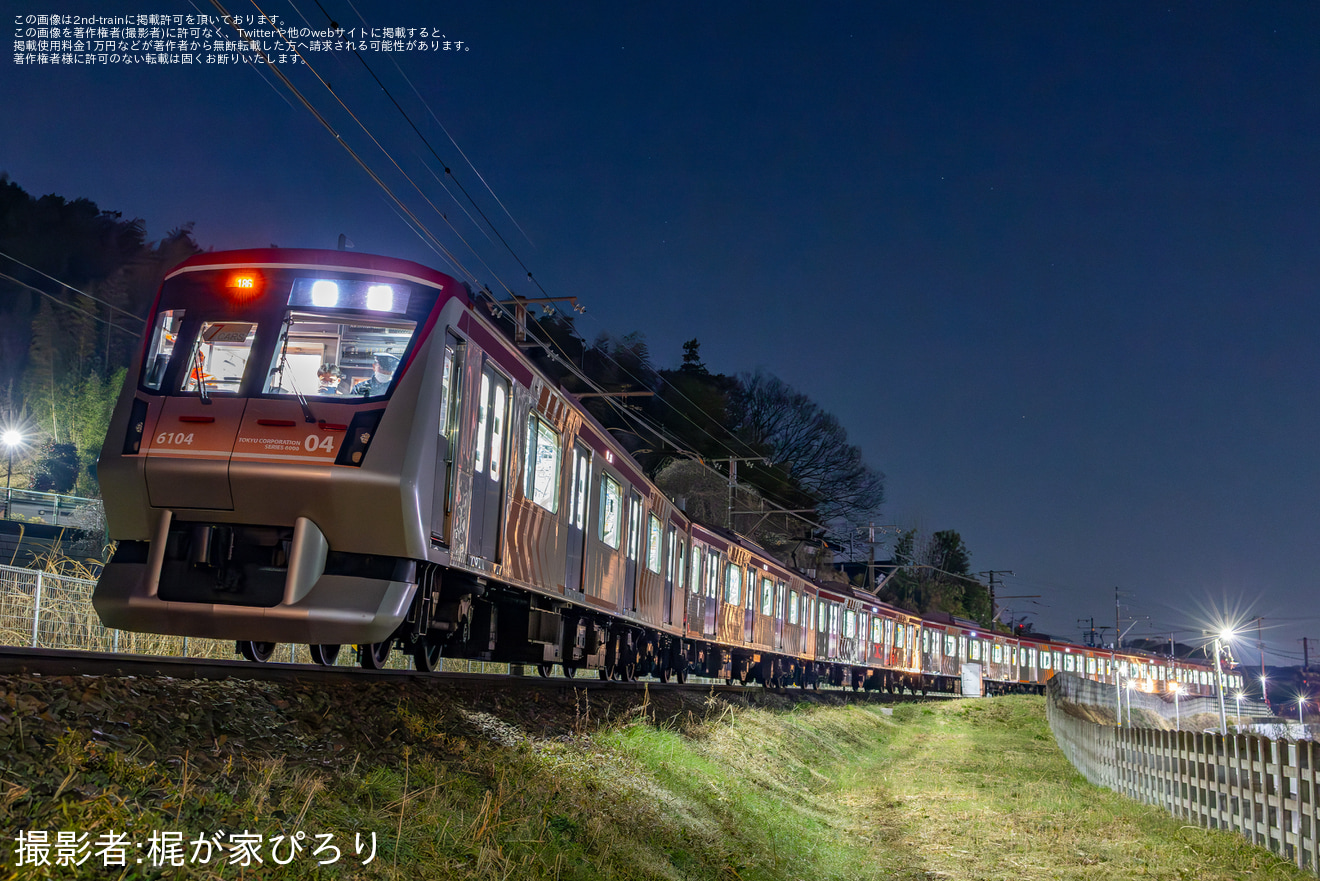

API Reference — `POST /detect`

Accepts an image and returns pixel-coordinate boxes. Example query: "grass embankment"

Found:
[0,677,1308,880]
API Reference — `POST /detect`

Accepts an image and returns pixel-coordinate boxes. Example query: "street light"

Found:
[3,428,22,518]
[1170,682,1181,730]
[1212,628,1236,737]
[1299,695,1309,730]
[1125,679,1135,727]
[1234,691,1243,727]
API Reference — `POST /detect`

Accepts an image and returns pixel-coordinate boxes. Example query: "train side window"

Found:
[182,321,257,395]
[675,539,685,591]
[775,582,785,620]
[142,309,185,390]
[599,474,622,548]
[725,563,741,606]
[690,546,703,596]
[646,514,662,573]
[788,590,799,625]
[707,554,720,599]
[524,414,561,512]
[760,578,773,615]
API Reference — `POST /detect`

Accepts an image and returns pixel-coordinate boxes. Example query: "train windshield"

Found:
[263,312,417,398]
[138,265,436,400]
[181,321,258,394]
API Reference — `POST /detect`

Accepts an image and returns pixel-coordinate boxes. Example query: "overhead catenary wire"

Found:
[0,271,142,337]
[266,2,790,478]
[217,0,866,536]
[210,0,477,285]
[0,249,145,326]
[337,0,536,249]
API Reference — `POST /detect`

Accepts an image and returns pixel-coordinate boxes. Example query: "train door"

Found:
[624,491,642,611]
[663,526,677,625]
[564,441,590,594]
[468,364,509,562]
[704,553,719,636]
[774,581,786,651]
[431,335,462,543]
[743,569,755,643]
[687,544,704,636]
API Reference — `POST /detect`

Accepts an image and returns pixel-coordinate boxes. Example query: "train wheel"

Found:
[239,641,276,663]
[600,665,614,681]
[562,663,578,679]
[309,644,340,666]
[657,666,671,683]
[537,663,554,678]
[412,640,443,673]
[676,667,688,684]
[359,641,392,669]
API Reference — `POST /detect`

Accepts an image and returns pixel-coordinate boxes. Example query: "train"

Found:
[93,248,1240,699]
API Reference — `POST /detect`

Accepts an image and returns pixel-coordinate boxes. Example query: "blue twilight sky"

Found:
[5,2,1319,665]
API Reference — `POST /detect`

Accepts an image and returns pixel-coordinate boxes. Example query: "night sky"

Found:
[6,2,1319,667]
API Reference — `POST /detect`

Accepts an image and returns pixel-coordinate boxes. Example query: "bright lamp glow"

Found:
[366,284,394,312]
[2,430,20,449]
[311,280,339,307]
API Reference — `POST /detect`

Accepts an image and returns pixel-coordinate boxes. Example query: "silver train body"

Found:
[94,249,1233,695]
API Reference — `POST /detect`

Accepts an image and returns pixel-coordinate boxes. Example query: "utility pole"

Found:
[1248,616,1265,684]
[1304,637,1313,671]
[709,457,768,530]
[978,570,1013,625]
[1115,587,1122,649]
[855,524,898,594]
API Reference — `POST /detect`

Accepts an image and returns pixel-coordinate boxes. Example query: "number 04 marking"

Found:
[305,435,336,452]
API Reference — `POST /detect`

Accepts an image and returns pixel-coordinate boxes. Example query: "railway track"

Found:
[0,645,952,703]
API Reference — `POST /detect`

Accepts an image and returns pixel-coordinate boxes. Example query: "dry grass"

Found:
[1,675,1311,881]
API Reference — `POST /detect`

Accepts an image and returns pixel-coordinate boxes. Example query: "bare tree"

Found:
[729,370,885,532]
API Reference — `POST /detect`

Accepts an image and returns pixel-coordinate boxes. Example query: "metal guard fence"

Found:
[1048,672,1319,874]
[0,562,505,673]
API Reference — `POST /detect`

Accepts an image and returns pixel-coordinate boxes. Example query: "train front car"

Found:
[94,249,461,657]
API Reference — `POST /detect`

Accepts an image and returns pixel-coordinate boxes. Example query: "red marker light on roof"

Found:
[224,271,263,302]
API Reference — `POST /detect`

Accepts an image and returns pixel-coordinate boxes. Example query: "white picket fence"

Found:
[1048,673,1319,874]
